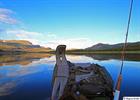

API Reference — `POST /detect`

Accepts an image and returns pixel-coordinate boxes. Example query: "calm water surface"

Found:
[0,54,140,100]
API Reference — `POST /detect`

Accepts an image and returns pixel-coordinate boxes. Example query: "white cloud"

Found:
[0,8,18,24]
[6,29,40,36]
[47,32,57,38]
[46,38,93,49]
[5,29,44,44]
[4,29,94,49]
[4,29,56,46]
[0,8,14,14]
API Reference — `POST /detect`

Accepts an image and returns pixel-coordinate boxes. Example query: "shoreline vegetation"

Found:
[0,50,140,55]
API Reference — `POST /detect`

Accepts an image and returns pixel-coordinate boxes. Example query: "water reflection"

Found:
[0,79,18,96]
[0,53,140,66]
[86,54,140,61]
[0,53,140,100]
[0,53,53,66]
[0,54,54,98]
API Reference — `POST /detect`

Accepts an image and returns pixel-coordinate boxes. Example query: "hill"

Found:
[0,40,52,53]
[66,41,140,54]
[86,42,140,51]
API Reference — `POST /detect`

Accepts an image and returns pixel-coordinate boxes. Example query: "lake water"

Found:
[0,54,140,100]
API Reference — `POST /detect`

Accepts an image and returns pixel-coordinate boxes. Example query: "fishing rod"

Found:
[114,0,134,100]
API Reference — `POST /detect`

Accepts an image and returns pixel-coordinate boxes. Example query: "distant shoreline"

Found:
[66,50,140,54]
[0,50,140,55]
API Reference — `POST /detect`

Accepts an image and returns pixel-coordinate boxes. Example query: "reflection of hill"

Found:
[0,53,53,66]
[86,54,140,61]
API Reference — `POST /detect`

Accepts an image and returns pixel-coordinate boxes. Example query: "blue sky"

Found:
[0,0,139,49]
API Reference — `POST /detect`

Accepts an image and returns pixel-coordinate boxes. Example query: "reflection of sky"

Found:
[0,55,140,100]
[0,56,54,99]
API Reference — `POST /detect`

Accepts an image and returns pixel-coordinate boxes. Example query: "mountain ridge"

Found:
[86,41,140,51]
[0,40,52,53]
